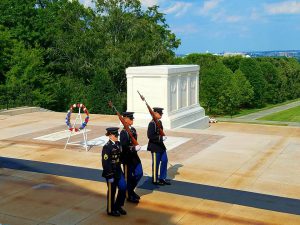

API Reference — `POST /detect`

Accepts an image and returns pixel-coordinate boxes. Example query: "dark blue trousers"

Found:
[124,163,143,198]
[106,174,126,213]
[151,151,168,182]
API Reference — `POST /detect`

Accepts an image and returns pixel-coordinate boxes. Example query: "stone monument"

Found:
[126,65,209,129]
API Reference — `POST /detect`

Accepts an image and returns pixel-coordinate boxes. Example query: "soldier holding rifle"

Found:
[120,112,143,203]
[138,91,171,186]
[108,101,143,203]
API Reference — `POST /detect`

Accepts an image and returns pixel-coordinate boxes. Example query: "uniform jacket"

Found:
[101,140,122,179]
[147,120,166,153]
[120,127,141,166]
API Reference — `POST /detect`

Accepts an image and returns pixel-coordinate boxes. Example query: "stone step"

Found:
[0,106,53,116]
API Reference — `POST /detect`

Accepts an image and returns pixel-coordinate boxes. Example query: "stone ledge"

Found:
[0,106,52,116]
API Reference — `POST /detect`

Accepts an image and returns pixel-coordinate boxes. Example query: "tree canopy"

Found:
[1,0,300,116]
[0,0,180,112]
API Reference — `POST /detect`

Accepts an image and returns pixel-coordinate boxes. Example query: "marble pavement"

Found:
[0,111,300,225]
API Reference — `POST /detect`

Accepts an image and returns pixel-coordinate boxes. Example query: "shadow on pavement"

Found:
[137,163,183,198]
[0,158,178,225]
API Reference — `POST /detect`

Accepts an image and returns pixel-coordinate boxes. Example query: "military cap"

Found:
[153,107,164,115]
[122,111,134,119]
[105,127,119,136]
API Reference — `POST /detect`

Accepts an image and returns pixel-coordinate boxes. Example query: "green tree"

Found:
[239,58,267,107]
[50,76,88,112]
[200,62,232,114]
[259,60,282,103]
[0,26,14,83]
[276,58,300,100]
[94,0,180,91]
[87,69,124,114]
[5,42,52,107]
[45,0,97,81]
[222,56,243,72]
[0,0,39,46]
[177,53,221,69]
[220,69,253,116]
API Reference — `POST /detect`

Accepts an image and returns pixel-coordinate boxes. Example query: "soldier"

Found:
[120,112,143,203]
[147,107,171,185]
[102,127,127,217]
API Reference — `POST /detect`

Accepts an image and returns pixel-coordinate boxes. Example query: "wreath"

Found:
[66,103,89,132]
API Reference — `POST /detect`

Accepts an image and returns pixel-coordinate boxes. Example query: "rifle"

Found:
[108,101,139,146]
[137,91,166,137]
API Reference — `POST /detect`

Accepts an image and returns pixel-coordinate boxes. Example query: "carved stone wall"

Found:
[126,65,209,129]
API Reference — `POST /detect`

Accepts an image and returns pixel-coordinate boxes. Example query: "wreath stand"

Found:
[64,104,89,151]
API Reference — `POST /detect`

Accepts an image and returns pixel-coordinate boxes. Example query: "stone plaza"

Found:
[0,110,300,224]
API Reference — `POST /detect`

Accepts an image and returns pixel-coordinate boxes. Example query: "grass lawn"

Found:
[220,98,300,118]
[258,105,300,122]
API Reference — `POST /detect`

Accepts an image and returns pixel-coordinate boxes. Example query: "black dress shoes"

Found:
[127,196,139,203]
[107,211,120,217]
[133,191,140,200]
[160,179,171,185]
[152,180,165,185]
[117,207,127,215]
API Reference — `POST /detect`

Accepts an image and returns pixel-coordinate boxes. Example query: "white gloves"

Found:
[108,178,114,183]
[162,136,167,141]
[135,145,141,151]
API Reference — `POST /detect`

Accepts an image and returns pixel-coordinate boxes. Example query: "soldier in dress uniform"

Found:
[102,127,127,216]
[120,112,143,203]
[147,107,171,185]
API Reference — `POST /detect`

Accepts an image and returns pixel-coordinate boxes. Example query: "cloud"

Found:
[211,10,242,23]
[265,1,300,14]
[171,24,200,34]
[199,0,222,15]
[163,2,193,17]
[249,8,269,23]
[250,8,260,20]
[196,0,241,23]
[140,0,159,7]
[224,15,242,23]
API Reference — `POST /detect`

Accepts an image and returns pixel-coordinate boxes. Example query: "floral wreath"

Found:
[66,103,89,132]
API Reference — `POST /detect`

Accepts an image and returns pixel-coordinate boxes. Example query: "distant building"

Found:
[246,50,300,58]
[176,50,300,59]
[223,52,250,58]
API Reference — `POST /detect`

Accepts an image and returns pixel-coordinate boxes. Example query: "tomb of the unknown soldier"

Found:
[126,65,209,129]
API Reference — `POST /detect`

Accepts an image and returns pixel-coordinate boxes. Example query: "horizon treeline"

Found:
[1,1,300,116]
[175,54,300,116]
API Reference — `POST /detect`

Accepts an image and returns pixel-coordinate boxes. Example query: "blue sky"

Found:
[80,0,300,54]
